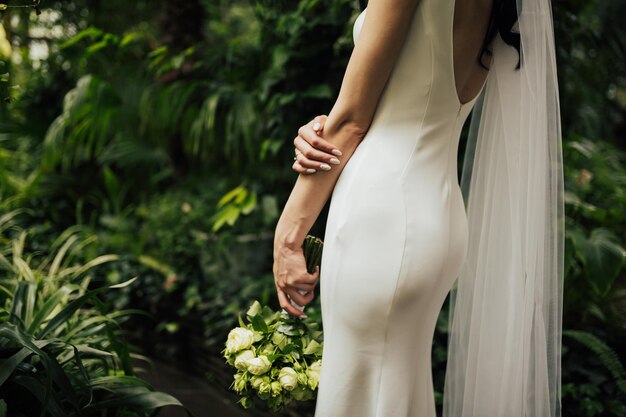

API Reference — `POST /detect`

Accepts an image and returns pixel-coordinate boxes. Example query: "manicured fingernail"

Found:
[329,157,340,165]
[306,168,316,173]
[301,314,308,319]
[313,122,321,131]
[331,149,342,156]
[320,163,331,171]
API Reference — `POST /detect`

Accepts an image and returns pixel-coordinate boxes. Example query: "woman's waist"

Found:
[341,134,461,187]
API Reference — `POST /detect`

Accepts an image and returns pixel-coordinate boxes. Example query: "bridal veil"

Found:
[442,0,565,415]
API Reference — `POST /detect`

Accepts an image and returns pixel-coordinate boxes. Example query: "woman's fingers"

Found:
[276,285,308,318]
[297,122,343,159]
[311,114,327,131]
[273,249,320,318]
[308,264,321,284]
[311,114,329,138]
[291,114,339,175]
[292,159,317,174]
[285,286,315,307]
[289,266,319,287]
[288,279,317,292]
[294,136,340,171]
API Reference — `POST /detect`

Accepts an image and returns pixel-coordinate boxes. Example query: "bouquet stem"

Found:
[302,234,324,274]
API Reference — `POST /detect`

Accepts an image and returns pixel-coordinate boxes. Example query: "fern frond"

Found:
[564,329,626,394]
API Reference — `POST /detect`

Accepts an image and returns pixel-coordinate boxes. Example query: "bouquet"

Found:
[222,235,324,411]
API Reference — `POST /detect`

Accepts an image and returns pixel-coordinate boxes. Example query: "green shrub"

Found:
[0,230,192,417]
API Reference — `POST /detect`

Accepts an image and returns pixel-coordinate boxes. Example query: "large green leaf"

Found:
[12,375,67,417]
[0,324,81,414]
[84,385,193,416]
[251,314,269,333]
[568,227,626,296]
[28,286,73,334]
[38,277,137,339]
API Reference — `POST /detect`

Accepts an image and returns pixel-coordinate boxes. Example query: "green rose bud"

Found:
[240,396,253,409]
[297,371,308,386]
[233,373,248,393]
[258,380,272,395]
[250,376,264,390]
[270,380,282,396]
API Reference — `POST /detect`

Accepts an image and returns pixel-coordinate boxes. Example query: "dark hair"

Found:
[357,0,522,70]
[479,0,522,70]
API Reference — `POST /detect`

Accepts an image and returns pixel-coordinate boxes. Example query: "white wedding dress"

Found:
[314,0,486,415]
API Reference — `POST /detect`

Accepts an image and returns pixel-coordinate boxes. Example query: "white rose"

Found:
[225,327,255,354]
[306,360,322,390]
[234,349,255,370]
[278,367,298,391]
[245,355,271,375]
[309,359,321,371]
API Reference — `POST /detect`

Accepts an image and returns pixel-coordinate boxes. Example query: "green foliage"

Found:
[0,0,624,416]
[562,330,626,417]
[0,230,192,416]
[554,0,626,140]
[211,184,258,232]
[564,330,626,394]
[566,227,625,297]
[72,179,282,364]
[561,136,626,416]
[562,138,626,332]
[42,74,121,172]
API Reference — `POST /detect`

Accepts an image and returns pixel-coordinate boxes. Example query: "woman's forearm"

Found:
[274,121,365,251]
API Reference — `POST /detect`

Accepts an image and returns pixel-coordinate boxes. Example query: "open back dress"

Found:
[314,0,486,415]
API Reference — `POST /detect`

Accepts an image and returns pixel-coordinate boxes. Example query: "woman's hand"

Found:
[273,243,320,318]
[292,115,344,175]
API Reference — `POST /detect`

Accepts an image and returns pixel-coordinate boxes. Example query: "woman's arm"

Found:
[273,0,422,317]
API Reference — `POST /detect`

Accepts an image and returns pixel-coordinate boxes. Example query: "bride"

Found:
[273,0,564,415]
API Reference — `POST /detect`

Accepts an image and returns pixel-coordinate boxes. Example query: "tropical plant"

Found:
[0,229,193,416]
[561,136,626,417]
[0,1,624,416]
[563,138,626,334]
[562,330,626,417]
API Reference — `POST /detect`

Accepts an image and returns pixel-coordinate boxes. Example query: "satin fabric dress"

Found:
[314,0,486,415]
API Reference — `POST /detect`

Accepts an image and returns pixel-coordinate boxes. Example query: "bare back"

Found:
[453,0,494,104]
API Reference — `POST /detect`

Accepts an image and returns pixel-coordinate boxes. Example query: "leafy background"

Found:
[0,0,624,416]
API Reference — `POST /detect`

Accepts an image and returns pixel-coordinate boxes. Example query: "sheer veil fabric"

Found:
[442,0,564,415]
